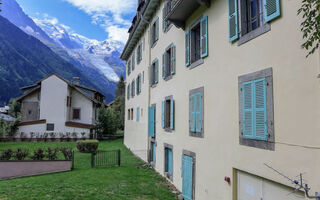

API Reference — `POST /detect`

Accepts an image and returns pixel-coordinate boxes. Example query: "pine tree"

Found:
[115,76,125,98]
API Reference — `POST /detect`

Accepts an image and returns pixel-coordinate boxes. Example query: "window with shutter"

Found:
[131,80,135,98]
[127,60,131,75]
[137,43,142,64]
[242,78,267,140]
[163,44,176,80]
[136,107,140,122]
[132,52,135,71]
[200,16,208,58]
[238,68,274,150]
[189,87,204,137]
[162,96,175,131]
[162,1,172,33]
[230,0,279,44]
[186,16,208,68]
[228,0,239,42]
[185,31,190,67]
[150,59,159,87]
[170,44,175,75]
[164,145,173,180]
[127,83,130,100]
[264,0,280,22]
[150,141,156,163]
[162,52,166,79]
[150,17,159,47]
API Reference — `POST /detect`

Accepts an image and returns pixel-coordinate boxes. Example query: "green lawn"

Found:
[0,139,177,200]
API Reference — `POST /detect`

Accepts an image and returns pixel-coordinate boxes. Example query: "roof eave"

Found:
[120,0,160,60]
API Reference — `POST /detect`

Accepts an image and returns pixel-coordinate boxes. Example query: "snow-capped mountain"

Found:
[0,0,126,100]
[34,18,125,82]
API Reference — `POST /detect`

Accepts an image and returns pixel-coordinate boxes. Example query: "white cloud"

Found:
[62,0,136,44]
[105,26,129,44]
[33,15,59,26]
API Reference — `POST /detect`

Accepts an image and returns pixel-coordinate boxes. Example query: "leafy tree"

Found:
[95,107,118,139]
[0,117,20,138]
[111,76,125,130]
[298,0,320,56]
[8,99,21,118]
[112,95,125,130]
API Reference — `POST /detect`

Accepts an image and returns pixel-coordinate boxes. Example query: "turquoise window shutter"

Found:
[242,81,254,138]
[189,95,196,132]
[132,80,135,97]
[138,74,141,93]
[155,59,159,83]
[195,93,202,133]
[228,0,239,42]
[149,65,152,86]
[150,24,153,46]
[162,101,165,128]
[182,155,193,200]
[162,7,166,32]
[254,78,268,140]
[151,142,156,162]
[171,44,176,75]
[155,17,159,41]
[168,149,173,174]
[264,0,280,22]
[162,52,166,79]
[242,79,268,140]
[200,16,208,58]
[148,107,155,137]
[136,107,140,122]
[185,31,190,67]
[127,84,130,100]
[170,98,174,130]
[132,52,135,71]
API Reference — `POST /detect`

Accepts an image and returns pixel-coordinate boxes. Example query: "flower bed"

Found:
[0,147,73,180]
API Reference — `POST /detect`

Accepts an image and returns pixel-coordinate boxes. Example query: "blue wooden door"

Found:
[167,149,173,174]
[182,155,193,200]
[148,106,155,137]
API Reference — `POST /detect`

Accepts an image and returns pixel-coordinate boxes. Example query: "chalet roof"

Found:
[17,73,105,105]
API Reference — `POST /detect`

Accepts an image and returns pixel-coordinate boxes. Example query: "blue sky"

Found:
[16,0,136,42]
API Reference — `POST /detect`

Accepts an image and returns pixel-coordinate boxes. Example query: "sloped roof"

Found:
[17,73,105,105]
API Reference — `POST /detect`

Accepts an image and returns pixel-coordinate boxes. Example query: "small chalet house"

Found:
[16,74,104,139]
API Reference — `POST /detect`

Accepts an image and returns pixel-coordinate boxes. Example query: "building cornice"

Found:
[120,0,160,61]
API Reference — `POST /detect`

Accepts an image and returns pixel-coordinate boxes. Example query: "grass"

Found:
[0,139,177,200]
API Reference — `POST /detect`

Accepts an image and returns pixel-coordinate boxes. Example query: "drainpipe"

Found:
[147,20,152,161]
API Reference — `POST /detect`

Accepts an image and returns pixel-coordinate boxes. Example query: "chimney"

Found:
[72,77,80,85]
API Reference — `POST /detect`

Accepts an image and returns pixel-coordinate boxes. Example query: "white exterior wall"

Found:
[124,30,150,162]
[40,75,68,132]
[69,89,94,124]
[124,0,320,199]
[17,75,94,138]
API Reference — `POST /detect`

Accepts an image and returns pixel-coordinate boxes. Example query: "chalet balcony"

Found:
[166,0,210,29]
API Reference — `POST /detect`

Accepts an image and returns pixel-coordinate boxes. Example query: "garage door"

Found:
[237,171,304,200]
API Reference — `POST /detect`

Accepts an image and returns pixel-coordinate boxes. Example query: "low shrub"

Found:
[60,147,73,160]
[76,140,99,153]
[0,149,13,160]
[13,148,29,160]
[46,148,59,160]
[31,148,45,160]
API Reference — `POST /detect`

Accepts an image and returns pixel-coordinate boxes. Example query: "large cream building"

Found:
[120,0,320,199]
